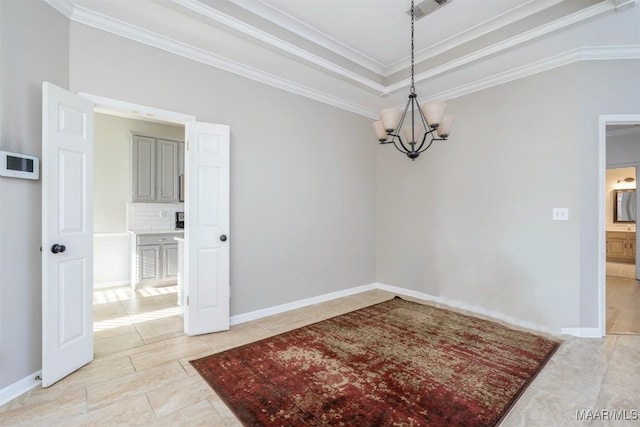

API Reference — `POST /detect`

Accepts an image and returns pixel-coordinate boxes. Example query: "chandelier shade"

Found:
[373,0,454,160]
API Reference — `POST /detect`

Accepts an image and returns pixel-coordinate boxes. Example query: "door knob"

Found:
[220,235,227,242]
[51,244,66,254]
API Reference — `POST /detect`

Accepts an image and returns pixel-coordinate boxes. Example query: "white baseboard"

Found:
[560,327,603,338]
[0,370,41,407]
[229,282,595,338]
[375,283,560,337]
[230,283,377,326]
[94,280,130,289]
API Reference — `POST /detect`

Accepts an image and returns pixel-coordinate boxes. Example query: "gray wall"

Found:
[0,0,70,389]
[377,60,640,332]
[68,23,378,316]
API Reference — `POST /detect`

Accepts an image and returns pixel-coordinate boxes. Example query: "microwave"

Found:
[0,151,39,180]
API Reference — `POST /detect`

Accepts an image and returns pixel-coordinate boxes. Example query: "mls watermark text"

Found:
[576,409,639,421]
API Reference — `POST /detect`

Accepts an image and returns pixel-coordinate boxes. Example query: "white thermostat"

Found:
[0,150,40,180]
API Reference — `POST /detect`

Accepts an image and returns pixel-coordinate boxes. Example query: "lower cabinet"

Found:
[131,233,183,287]
[606,231,636,263]
[162,243,179,280]
[139,244,161,281]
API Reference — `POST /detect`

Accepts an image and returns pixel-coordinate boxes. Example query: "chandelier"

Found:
[372,0,454,160]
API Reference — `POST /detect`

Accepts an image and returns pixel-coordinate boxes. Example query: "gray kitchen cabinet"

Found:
[131,135,182,203]
[162,243,179,280]
[138,244,161,281]
[133,233,182,286]
[131,136,156,202]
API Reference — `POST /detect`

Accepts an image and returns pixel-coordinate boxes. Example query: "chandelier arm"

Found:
[414,98,435,131]
[392,99,413,153]
[414,132,430,153]
[391,138,410,154]
[417,137,436,154]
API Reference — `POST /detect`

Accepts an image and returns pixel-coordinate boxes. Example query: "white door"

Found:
[184,122,230,335]
[42,82,94,387]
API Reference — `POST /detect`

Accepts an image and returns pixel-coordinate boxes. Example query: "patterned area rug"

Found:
[191,297,559,426]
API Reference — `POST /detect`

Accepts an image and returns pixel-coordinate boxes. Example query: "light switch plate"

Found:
[553,208,569,221]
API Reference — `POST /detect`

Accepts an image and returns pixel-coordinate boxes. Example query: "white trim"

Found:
[227,0,386,75]
[230,282,561,337]
[93,280,129,289]
[375,283,559,337]
[385,0,566,75]
[43,0,74,17]
[171,0,386,93]
[229,283,377,326]
[69,6,378,119]
[560,328,603,338]
[45,0,638,118]
[0,371,41,407]
[423,45,640,103]
[79,93,197,124]
[384,1,620,93]
[598,114,640,337]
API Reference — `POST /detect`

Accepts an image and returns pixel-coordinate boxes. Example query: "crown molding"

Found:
[48,1,379,119]
[171,0,386,94]
[422,45,640,103]
[385,0,621,95]
[385,0,566,75]
[43,0,75,18]
[227,0,386,75]
[208,0,619,88]
[42,0,639,120]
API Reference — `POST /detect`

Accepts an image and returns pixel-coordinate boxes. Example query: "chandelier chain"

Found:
[410,0,415,93]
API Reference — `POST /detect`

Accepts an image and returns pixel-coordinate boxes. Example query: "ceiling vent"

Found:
[407,0,450,20]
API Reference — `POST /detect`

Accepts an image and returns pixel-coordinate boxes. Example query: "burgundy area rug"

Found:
[191,297,559,426]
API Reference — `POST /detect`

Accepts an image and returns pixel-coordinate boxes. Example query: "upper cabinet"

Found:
[132,135,184,203]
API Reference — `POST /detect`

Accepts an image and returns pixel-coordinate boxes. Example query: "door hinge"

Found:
[186,140,189,151]
[186,296,189,306]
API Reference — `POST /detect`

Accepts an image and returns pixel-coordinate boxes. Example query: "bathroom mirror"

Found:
[614,189,637,223]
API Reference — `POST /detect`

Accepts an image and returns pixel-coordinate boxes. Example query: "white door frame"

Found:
[78,93,230,332]
[597,114,640,336]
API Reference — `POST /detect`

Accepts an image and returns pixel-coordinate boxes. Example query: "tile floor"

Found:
[607,275,640,335]
[607,261,636,280]
[1,287,640,426]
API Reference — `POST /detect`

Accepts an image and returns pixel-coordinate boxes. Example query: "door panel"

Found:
[185,122,230,335]
[42,82,94,387]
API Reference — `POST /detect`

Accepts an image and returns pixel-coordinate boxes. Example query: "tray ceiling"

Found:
[48,0,639,117]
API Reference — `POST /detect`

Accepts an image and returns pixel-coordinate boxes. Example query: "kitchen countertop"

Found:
[128,229,184,235]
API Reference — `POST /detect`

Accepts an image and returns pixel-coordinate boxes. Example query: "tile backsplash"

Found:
[127,203,184,231]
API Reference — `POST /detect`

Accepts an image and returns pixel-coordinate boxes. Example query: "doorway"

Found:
[42,85,230,387]
[91,111,186,355]
[598,115,640,336]
[604,165,640,334]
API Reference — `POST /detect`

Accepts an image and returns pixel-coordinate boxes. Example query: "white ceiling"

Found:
[49,0,640,117]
